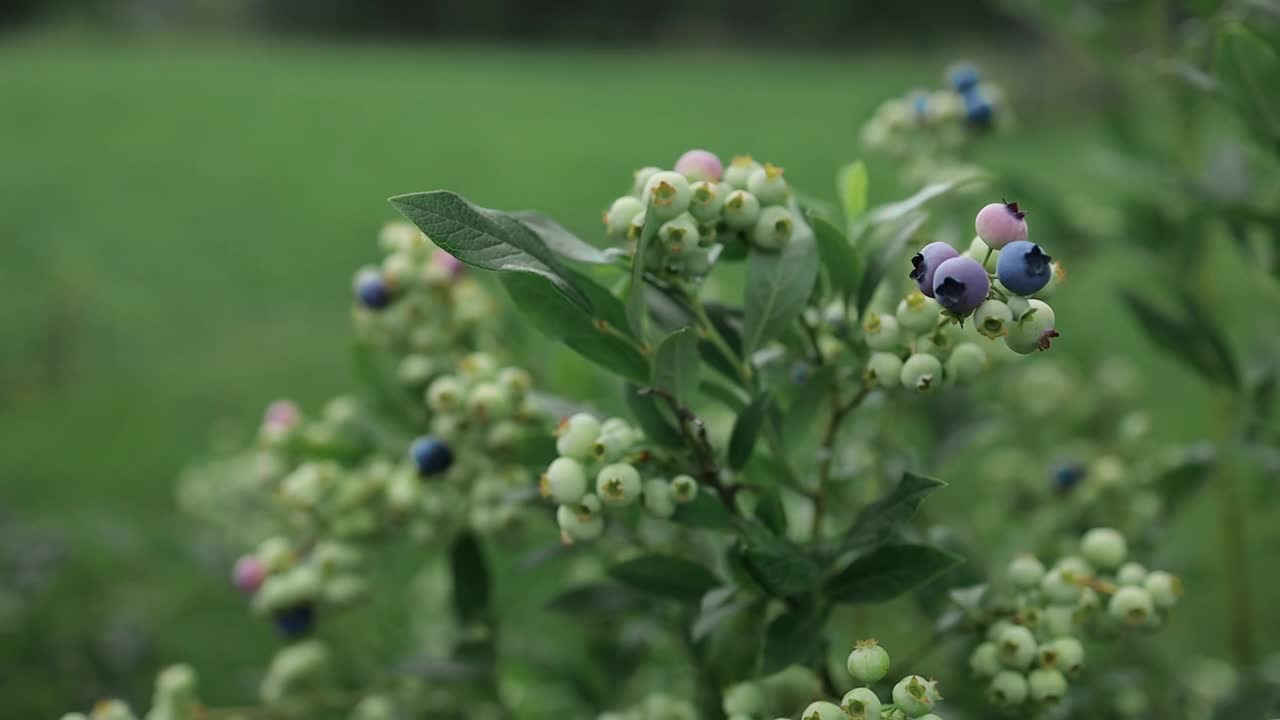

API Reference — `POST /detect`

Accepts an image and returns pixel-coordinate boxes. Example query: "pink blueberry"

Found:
[232,555,266,594]
[674,149,724,182]
[974,201,1029,249]
[431,249,464,280]
[262,400,300,434]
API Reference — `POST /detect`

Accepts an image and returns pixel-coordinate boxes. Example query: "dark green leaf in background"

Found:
[826,543,962,604]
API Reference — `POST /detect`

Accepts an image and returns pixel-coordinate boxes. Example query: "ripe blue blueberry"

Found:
[996,241,1053,296]
[908,242,960,298]
[1051,462,1086,494]
[949,63,981,93]
[273,604,315,639]
[974,201,1028,250]
[409,436,454,477]
[354,268,392,310]
[931,256,990,314]
[964,90,994,128]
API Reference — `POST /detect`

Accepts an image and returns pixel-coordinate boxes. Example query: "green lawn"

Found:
[1,31,1271,718]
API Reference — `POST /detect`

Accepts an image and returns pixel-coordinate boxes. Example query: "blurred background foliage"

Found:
[2,1,1278,718]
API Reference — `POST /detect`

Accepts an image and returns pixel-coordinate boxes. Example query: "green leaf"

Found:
[389,191,590,311]
[728,392,772,470]
[501,271,649,384]
[861,172,985,228]
[509,210,610,264]
[781,365,837,464]
[673,492,736,532]
[545,582,648,615]
[652,327,702,401]
[837,161,869,222]
[826,543,962,604]
[734,520,822,598]
[762,601,828,675]
[1120,291,1239,388]
[839,472,947,551]
[855,212,927,318]
[626,204,661,338]
[1156,447,1217,518]
[742,218,820,356]
[1215,23,1280,143]
[808,211,861,299]
[623,383,684,449]
[608,554,719,603]
[449,532,490,626]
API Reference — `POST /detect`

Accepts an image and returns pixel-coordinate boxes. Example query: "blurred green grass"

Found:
[1,31,1275,717]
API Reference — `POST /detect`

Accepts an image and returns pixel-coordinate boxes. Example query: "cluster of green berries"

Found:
[61,664,201,720]
[862,63,1007,156]
[543,412,699,543]
[785,641,944,720]
[968,527,1183,709]
[603,150,798,280]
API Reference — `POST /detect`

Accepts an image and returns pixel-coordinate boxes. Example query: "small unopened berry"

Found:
[556,413,601,460]
[543,458,588,505]
[233,555,266,595]
[723,189,762,229]
[973,300,1012,339]
[948,63,981,92]
[644,171,693,221]
[632,166,662,195]
[900,353,943,392]
[970,642,1001,677]
[801,701,845,720]
[467,382,511,421]
[689,181,725,222]
[354,268,392,310]
[945,342,988,383]
[1080,527,1127,570]
[864,352,904,389]
[1042,637,1085,675]
[909,242,960,298]
[1116,562,1147,587]
[410,436,453,477]
[988,670,1028,706]
[747,163,788,205]
[670,474,698,503]
[1034,260,1066,299]
[1144,571,1183,608]
[1008,554,1046,589]
[1040,569,1081,604]
[596,463,642,506]
[1028,668,1068,703]
[841,687,881,720]
[643,478,677,518]
[862,312,901,351]
[998,625,1038,670]
[897,291,942,333]
[975,201,1028,249]
[605,196,645,237]
[1039,605,1075,639]
[752,206,794,250]
[659,214,700,254]
[722,683,765,717]
[847,639,891,683]
[1108,586,1154,625]
[932,257,990,314]
[1005,299,1058,354]
[892,675,940,717]
[675,149,723,182]
[557,495,604,542]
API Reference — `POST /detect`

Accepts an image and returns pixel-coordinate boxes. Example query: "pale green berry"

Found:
[606,196,645,237]
[689,180,725,222]
[1039,605,1075,639]
[864,352,904,389]
[1040,568,1081,605]
[556,413,602,460]
[967,235,998,272]
[897,291,942,333]
[863,311,901,351]
[659,214,700,255]
[1032,260,1065,300]
[425,375,465,413]
[841,687,882,720]
[644,171,693,221]
[988,670,1029,706]
[544,457,588,505]
[1116,562,1148,587]
[1144,571,1182,608]
[467,382,511,421]
[752,206,795,250]
[596,463,642,506]
[747,163,789,205]
[670,474,698,503]
[1042,637,1085,675]
[916,716,943,720]
[900,353,943,392]
[1055,555,1093,581]
[626,208,648,243]
[1076,587,1101,614]
[1005,299,1058,354]
[1080,527,1127,570]
[1008,554,1046,589]
[459,352,499,380]
[643,478,677,518]
[945,342,988,383]
[892,675,939,717]
[89,700,137,720]
[847,639,891,683]
[632,166,663,195]
[800,701,845,720]
[1027,668,1068,703]
[970,642,1001,677]
[723,189,762,229]
[723,683,766,717]
[974,299,1013,339]
[592,429,634,462]
[60,715,89,720]
[1108,586,1154,625]
[723,156,763,189]
[557,495,604,542]
[986,619,1012,642]
[997,625,1038,670]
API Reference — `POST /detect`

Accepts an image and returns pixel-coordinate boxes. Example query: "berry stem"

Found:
[637,386,738,512]
[1210,389,1255,666]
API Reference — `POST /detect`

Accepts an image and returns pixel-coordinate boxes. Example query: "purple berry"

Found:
[974,201,1028,249]
[355,268,392,309]
[273,604,315,639]
[931,256,990,314]
[232,555,266,595]
[674,149,724,182]
[996,240,1053,296]
[908,242,960,298]
[410,436,454,477]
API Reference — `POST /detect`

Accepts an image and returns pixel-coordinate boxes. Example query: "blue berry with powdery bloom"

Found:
[949,63,981,93]
[909,242,960,298]
[274,604,315,639]
[996,241,1053,296]
[410,436,454,477]
[964,90,994,128]
[932,256,991,314]
[354,268,392,310]
[1051,462,1086,494]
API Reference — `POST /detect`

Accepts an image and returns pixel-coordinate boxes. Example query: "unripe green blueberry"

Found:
[1055,555,1093,581]
[596,463,642,506]
[557,495,604,542]
[1032,260,1065,300]
[1080,527,1127,570]
[1005,299,1058,354]
[632,166,663,195]
[556,413,601,460]
[1040,636,1085,674]
[747,163,789,205]
[752,206,795,250]
[892,675,940,717]
[467,382,511,421]
[864,352,904,389]
[426,376,465,413]
[1008,554,1046,589]
[916,716,943,720]
[1144,571,1182,608]
[847,639,891,683]
[800,701,845,720]
[689,180,725,222]
[723,156,763,189]
[862,311,901,351]
[973,299,1013,340]
[900,353,943,392]
[945,342,988,383]
[966,235,999,272]
[670,474,698,503]
[1039,605,1075,639]
[1116,562,1148,587]
[723,683,766,717]
[644,171,693,221]
[988,670,1029,706]
[1108,586,1154,626]
[970,642,1001,677]
[997,624,1038,670]
[89,700,137,720]
[659,214,700,255]
[723,189,762,229]
[1040,569,1081,605]
[1027,668,1068,704]
[897,291,942,333]
[625,209,648,243]
[459,352,499,380]
[643,478,677,518]
[841,687,882,720]
[1005,295,1031,321]
[543,457,588,505]
[605,196,645,237]
[60,714,89,720]
[592,429,634,462]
